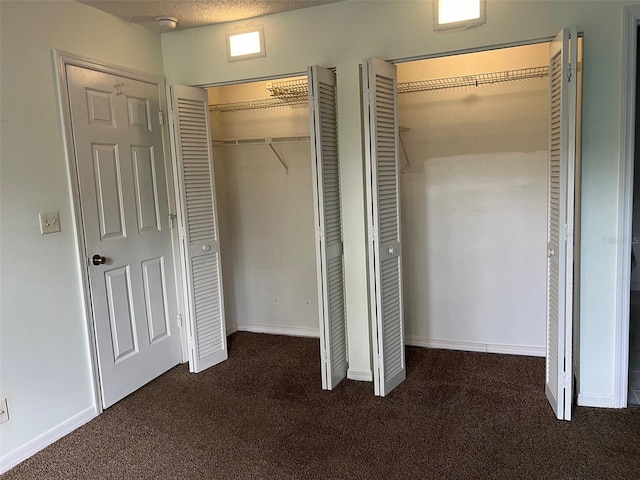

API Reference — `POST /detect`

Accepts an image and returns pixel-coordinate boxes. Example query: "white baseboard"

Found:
[0,406,97,474]
[405,336,545,357]
[226,323,238,335]
[347,367,373,382]
[236,323,320,338]
[487,343,545,357]
[577,393,616,408]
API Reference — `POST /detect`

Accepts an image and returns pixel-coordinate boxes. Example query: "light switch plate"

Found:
[39,211,61,234]
[0,398,8,424]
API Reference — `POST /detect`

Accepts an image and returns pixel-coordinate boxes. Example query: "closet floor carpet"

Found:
[4,332,640,480]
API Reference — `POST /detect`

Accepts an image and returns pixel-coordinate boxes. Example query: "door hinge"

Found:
[561,371,571,388]
[316,226,323,241]
[168,213,177,229]
[188,336,194,350]
[363,88,371,108]
[368,225,376,243]
[373,353,381,368]
[562,224,573,241]
[321,350,328,364]
[567,65,572,83]
[159,110,165,125]
[177,314,182,328]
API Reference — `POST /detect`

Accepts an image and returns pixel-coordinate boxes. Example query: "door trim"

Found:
[615,6,640,409]
[51,50,184,413]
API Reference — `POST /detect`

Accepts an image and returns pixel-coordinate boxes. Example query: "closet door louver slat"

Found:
[171,85,228,373]
[308,66,348,390]
[545,28,577,421]
[363,58,406,397]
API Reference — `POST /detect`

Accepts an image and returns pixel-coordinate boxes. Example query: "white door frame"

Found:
[614,5,640,408]
[52,50,187,413]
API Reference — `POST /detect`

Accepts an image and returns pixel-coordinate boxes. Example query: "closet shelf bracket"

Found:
[399,126,411,173]
[266,138,289,174]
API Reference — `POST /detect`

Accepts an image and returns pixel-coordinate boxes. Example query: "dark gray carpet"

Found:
[4,332,640,479]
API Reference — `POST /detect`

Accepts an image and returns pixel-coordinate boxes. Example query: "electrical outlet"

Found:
[0,398,9,425]
[39,211,61,234]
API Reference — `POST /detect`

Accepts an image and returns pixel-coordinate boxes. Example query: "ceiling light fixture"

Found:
[434,0,486,31]
[226,25,266,62]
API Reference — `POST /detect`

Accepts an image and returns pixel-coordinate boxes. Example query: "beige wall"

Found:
[0,0,165,461]
[162,0,637,397]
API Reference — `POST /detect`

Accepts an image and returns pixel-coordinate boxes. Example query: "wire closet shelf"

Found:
[397,66,549,93]
[207,66,550,112]
[208,96,308,113]
[209,78,310,113]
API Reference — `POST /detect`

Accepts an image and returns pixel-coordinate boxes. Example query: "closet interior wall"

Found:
[207,78,319,337]
[397,43,550,354]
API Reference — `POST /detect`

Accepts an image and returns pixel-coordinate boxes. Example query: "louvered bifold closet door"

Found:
[363,58,406,397]
[170,85,227,373]
[545,28,577,421]
[308,65,348,390]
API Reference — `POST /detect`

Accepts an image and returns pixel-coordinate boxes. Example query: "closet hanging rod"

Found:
[397,66,549,94]
[211,136,311,174]
[212,135,310,146]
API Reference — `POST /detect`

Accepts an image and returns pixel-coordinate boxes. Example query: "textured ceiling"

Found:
[78,0,341,31]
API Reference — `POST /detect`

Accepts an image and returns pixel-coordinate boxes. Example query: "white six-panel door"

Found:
[362,58,406,397]
[170,85,228,373]
[308,65,348,390]
[546,28,578,421]
[66,65,181,407]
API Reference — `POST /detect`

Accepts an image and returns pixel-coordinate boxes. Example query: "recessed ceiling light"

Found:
[226,26,266,62]
[434,0,486,31]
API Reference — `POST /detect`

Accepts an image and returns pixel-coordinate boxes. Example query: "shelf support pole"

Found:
[399,126,411,172]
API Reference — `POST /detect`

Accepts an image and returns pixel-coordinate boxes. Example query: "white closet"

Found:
[171,69,348,389]
[362,29,580,422]
[208,76,318,338]
[397,43,551,356]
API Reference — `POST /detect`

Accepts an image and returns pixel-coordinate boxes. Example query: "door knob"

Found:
[92,254,107,265]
